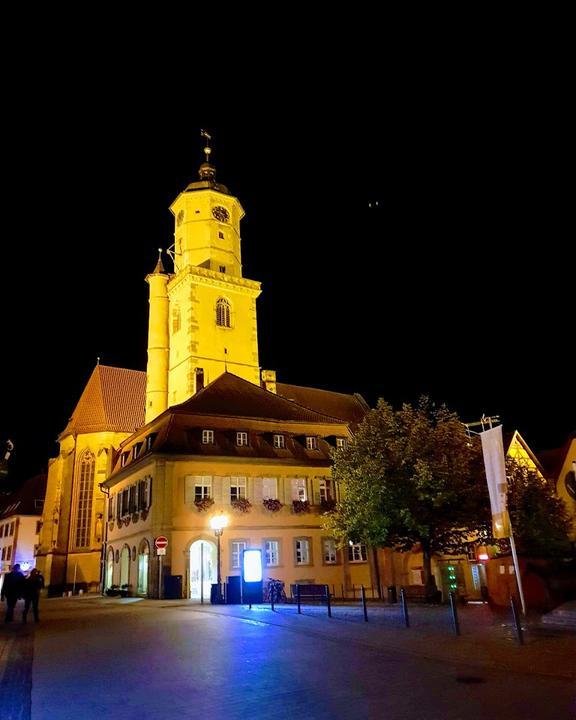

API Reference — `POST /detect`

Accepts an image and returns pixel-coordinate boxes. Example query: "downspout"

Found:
[99,482,110,596]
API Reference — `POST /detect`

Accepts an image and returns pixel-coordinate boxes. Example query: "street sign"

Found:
[155,536,168,549]
[156,548,166,556]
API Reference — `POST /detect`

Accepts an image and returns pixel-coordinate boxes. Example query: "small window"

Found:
[291,478,307,501]
[145,434,157,452]
[202,429,214,445]
[295,539,310,565]
[218,231,224,239]
[231,540,247,569]
[262,477,278,500]
[172,306,181,334]
[323,539,337,564]
[10,522,15,535]
[34,499,44,510]
[265,540,280,566]
[195,368,205,393]
[219,265,226,273]
[236,431,248,447]
[121,452,129,467]
[336,437,347,449]
[319,478,332,502]
[348,543,367,563]
[133,443,143,460]
[306,436,318,450]
[6,545,12,561]
[273,434,285,449]
[230,477,247,501]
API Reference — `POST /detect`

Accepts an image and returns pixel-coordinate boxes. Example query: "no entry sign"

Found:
[155,536,168,550]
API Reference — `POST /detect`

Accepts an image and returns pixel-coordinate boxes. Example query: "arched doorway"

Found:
[120,545,130,588]
[106,548,114,589]
[189,539,217,600]
[137,540,150,596]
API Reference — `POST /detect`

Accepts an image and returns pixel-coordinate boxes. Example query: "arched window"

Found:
[216,298,231,328]
[74,450,95,549]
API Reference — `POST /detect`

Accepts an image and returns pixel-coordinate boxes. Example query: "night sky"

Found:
[1,81,573,485]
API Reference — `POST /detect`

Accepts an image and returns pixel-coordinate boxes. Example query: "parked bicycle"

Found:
[264,577,287,603]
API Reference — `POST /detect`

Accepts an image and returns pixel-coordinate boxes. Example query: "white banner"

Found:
[480,426,510,539]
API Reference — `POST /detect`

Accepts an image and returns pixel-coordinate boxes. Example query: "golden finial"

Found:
[200,129,212,163]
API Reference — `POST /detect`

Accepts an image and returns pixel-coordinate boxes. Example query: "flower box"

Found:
[231,497,252,513]
[262,498,283,513]
[194,497,215,512]
[292,500,310,514]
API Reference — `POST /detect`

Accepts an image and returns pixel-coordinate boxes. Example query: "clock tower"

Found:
[145,133,262,421]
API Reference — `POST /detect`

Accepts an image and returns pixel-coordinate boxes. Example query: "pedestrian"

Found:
[1,563,25,622]
[23,568,44,623]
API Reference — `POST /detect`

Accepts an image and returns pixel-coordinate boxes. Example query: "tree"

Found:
[326,398,488,596]
[504,458,571,556]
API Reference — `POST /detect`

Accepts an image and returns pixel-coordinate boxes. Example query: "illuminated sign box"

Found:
[243,549,263,582]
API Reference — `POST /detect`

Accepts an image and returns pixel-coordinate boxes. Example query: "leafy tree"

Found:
[326,398,489,595]
[504,458,571,556]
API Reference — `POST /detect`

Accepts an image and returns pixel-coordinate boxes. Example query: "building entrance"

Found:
[189,540,217,601]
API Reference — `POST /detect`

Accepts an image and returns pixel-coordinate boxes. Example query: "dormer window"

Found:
[336,437,347,449]
[120,451,130,467]
[306,436,318,450]
[236,431,248,447]
[145,434,157,452]
[202,429,214,445]
[133,442,143,460]
[273,434,285,449]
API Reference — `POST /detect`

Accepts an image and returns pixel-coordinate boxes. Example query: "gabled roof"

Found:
[61,365,146,437]
[504,430,546,477]
[538,433,576,480]
[276,382,369,425]
[171,373,345,423]
[0,473,47,518]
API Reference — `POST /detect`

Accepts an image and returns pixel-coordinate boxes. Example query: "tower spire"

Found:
[199,129,216,181]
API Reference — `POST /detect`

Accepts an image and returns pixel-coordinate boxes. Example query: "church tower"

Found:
[145,132,262,421]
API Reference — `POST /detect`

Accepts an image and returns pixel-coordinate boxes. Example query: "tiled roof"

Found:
[276,382,369,425]
[0,473,47,518]
[172,373,344,423]
[107,374,352,478]
[61,365,146,437]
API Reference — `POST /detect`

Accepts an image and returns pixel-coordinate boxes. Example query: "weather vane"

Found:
[200,129,212,163]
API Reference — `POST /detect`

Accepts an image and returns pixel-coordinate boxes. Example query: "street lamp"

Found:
[209,513,228,602]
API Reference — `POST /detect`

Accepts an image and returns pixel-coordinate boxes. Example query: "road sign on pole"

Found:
[155,536,168,550]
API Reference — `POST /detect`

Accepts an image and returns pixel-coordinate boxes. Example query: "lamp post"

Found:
[209,513,228,602]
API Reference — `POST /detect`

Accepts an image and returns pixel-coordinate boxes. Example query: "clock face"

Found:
[212,205,230,223]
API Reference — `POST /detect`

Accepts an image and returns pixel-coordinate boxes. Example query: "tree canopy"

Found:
[326,398,489,589]
[505,458,571,556]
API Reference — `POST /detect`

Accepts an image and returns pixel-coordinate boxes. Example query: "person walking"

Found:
[1,563,25,622]
[23,567,45,623]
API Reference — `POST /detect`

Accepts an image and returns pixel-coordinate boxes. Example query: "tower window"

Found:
[172,306,181,334]
[74,450,95,549]
[216,298,231,328]
[218,231,224,239]
[219,265,226,274]
[202,429,214,444]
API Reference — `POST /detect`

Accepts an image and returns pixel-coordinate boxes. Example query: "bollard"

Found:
[510,595,524,646]
[361,585,368,622]
[297,584,301,614]
[325,585,332,618]
[400,587,410,628]
[449,591,461,636]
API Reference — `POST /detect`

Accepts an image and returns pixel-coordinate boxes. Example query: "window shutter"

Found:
[252,478,263,504]
[219,476,230,503]
[313,478,321,505]
[210,476,220,503]
[184,476,195,504]
[291,478,300,501]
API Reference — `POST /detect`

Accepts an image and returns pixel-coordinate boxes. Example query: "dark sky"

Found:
[0,62,573,485]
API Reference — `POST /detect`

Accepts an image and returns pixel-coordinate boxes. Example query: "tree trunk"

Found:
[422,542,438,601]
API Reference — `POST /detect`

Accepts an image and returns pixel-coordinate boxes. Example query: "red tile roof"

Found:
[0,473,47,518]
[61,365,146,437]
